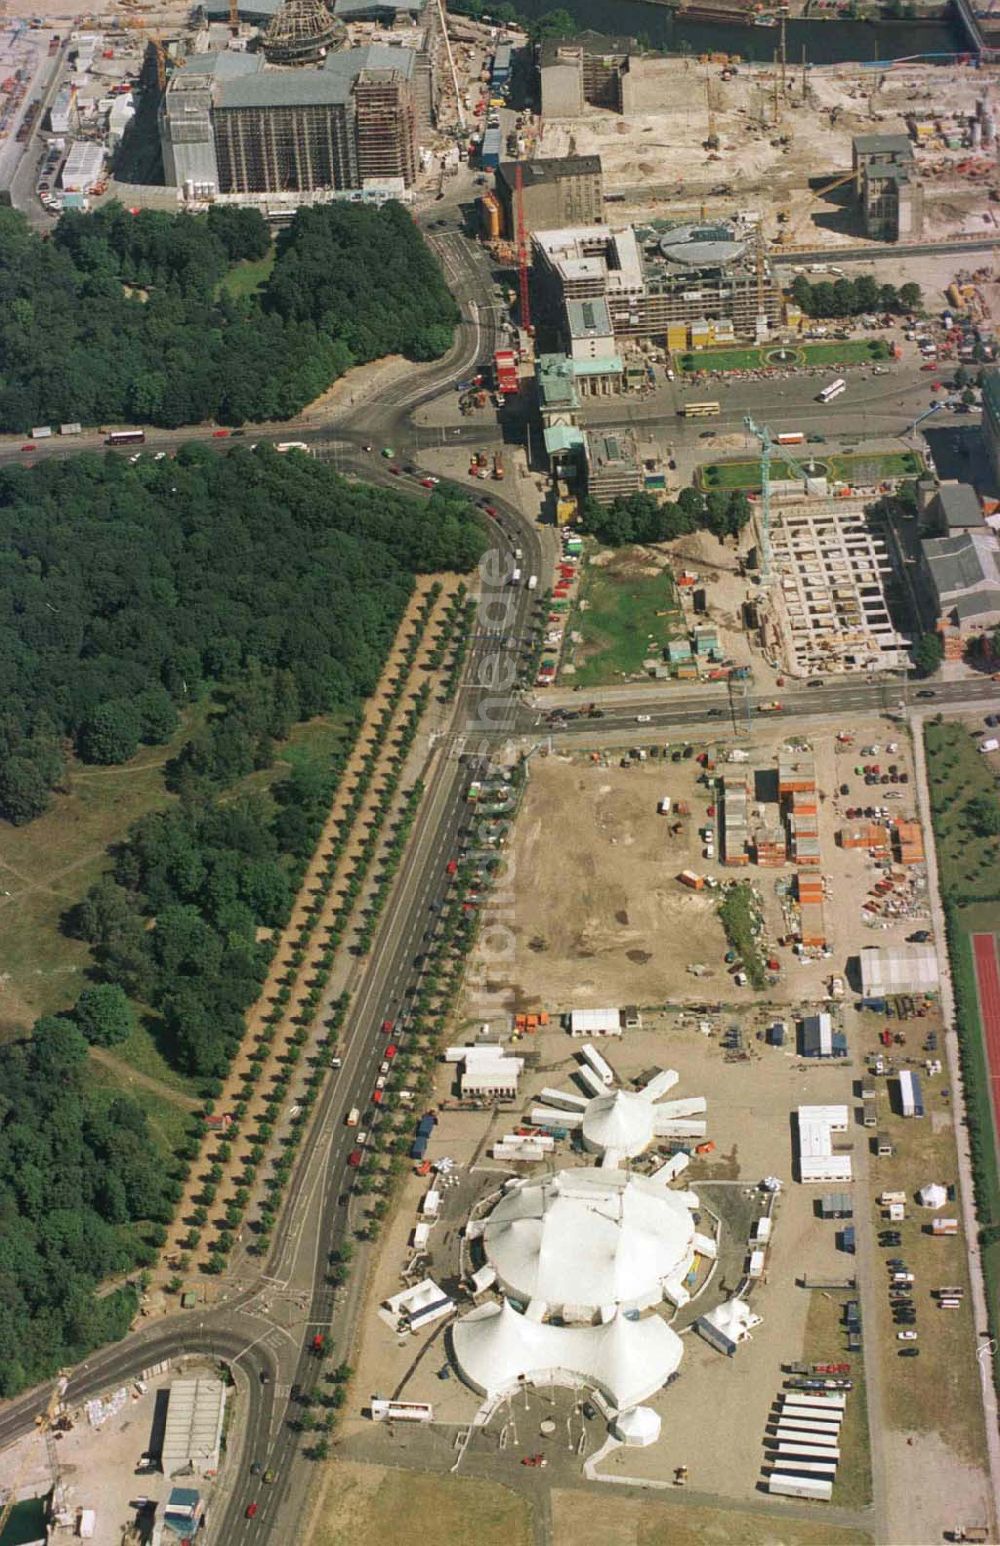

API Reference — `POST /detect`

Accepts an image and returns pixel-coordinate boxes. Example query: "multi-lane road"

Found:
[0,211,995,1543]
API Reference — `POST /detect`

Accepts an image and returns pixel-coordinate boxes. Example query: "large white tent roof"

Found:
[452,1299,683,1412]
[482,1167,697,1314]
[581,1090,655,1159]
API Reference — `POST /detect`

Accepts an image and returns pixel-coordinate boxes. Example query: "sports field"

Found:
[973,931,1000,1161]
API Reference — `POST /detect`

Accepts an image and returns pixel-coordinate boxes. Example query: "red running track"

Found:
[972,932,1000,1150]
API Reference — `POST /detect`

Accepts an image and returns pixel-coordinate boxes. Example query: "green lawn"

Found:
[564,546,684,686]
[700,449,923,492]
[924,718,1000,1405]
[216,249,276,301]
[678,338,890,374]
[88,1057,198,1161]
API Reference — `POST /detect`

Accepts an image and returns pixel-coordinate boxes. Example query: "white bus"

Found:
[275,440,310,453]
[817,379,846,403]
[776,431,805,445]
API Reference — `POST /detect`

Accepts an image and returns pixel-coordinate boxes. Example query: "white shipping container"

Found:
[774,1443,841,1462]
[579,1043,615,1086]
[769,1474,833,1500]
[782,1392,846,1409]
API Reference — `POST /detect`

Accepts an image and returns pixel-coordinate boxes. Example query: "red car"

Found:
[483,504,497,517]
[246,1502,259,1519]
[420,477,436,488]
[20,443,37,452]
[372,1088,384,1105]
[381,1019,394,1034]
[389,465,402,475]
[920,361,937,372]
[347,1148,363,1168]
[385,1044,398,1059]
[212,428,230,438]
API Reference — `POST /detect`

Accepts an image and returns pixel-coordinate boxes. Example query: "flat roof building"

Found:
[797,1105,852,1184]
[858,943,939,998]
[495,155,603,237]
[162,1378,227,1477]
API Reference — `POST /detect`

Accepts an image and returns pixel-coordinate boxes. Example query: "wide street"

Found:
[0,209,997,1545]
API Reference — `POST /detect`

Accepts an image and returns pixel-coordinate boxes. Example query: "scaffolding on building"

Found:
[263,0,343,65]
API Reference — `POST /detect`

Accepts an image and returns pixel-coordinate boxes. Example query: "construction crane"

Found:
[515,161,531,335]
[776,169,855,245]
[124,16,167,93]
[0,1377,68,1540]
[744,414,817,583]
[705,80,720,152]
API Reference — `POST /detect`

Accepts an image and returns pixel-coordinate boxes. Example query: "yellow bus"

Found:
[680,401,721,418]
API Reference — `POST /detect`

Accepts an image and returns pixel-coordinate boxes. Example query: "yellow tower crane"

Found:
[775,170,855,246]
[0,1378,68,1539]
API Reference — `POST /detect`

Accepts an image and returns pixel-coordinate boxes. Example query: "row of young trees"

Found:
[0,199,458,431]
[173,587,464,1267]
[0,446,485,824]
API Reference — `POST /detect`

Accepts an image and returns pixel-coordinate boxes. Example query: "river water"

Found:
[514,0,965,63]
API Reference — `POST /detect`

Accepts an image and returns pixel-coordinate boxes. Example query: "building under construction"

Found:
[761,495,911,676]
[532,219,782,345]
[160,43,418,195]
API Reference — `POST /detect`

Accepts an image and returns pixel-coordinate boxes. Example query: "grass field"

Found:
[700,450,923,492]
[800,1292,872,1508]
[678,338,890,374]
[924,720,1000,903]
[924,718,1000,1386]
[564,546,684,686]
[216,249,276,301]
[550,1491,873,1546]
[310,1462,533,1546]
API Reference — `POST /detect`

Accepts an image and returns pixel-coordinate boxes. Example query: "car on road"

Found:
[636,714,652,724]
[707,707,724,717]
[908,930,930,942]
[698,430,715,439]
[362,443,372,452]
[250,1461,262,1476]
[385,1044,398,1058]
[482,503,497,517]
[807,434,825,443]
[20,444,36,452]
[915,689,937,699]
[389,465,402,475]
[246,1502,259,1518]
[807,678,823,687]
[382,1019,394,1033]
[347,1148,364,1167]
[381,447,394,458]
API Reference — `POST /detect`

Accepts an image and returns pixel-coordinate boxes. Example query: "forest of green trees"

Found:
[0,444,484,824]
[0,444,485,1390]
[0,200,458,430]
[0,1012,178,1395]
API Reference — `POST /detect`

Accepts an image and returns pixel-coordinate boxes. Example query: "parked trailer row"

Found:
[769,1474,833,1500]
[781,1392,846,1410]
[773,1425,841,1446]
[778,1400,844,1419]
[772,1443,842,1463]
[779,1411,843,1430]
[579,1043,615,1086]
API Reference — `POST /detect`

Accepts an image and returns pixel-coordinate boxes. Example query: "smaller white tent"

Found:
[917,1182,948,1209]
[614,1406,661,1447]
[696,1297,762,1356]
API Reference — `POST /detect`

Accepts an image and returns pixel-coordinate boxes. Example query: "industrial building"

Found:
[160,43,418,196]
[852,132,922,241]
[920,527,1000,642]
[161,1378,227,1476]
[537,35,636,118]
[532,220,782,347]
[494,155,603,236]
[918,480,985,535]
[799,1013,846,1060]
[764,496,911,676]
[857,943,939,998]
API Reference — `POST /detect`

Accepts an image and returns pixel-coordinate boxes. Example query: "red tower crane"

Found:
[514,162,531,335]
